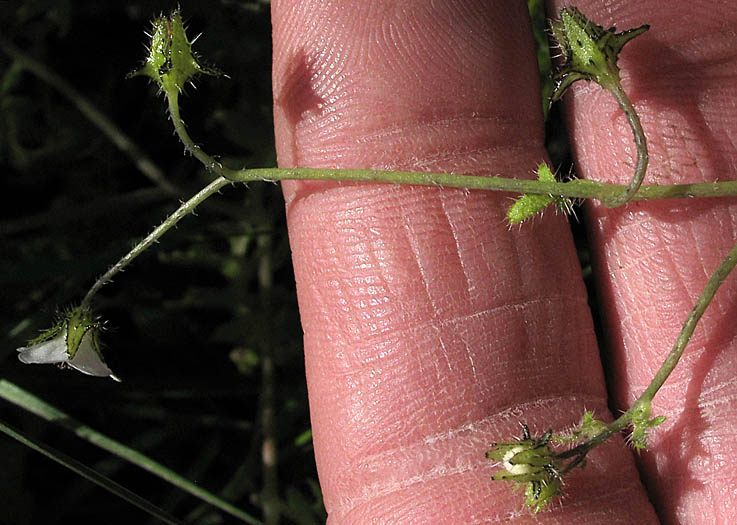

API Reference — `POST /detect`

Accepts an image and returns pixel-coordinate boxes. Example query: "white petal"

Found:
[68,331,119,381]
[17,335,68,364]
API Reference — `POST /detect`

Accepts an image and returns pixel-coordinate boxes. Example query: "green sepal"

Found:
[64,305,102,360]
[17,305,119,381]
[550,6,649,101]
[23,317,65,347]
[525,476,563,513]
[487,425,563,512]
[21,305,99,356]
[128,9,220,94]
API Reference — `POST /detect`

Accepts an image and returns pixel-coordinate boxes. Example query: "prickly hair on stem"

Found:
[127,9,221,95]
[506,162,574,225]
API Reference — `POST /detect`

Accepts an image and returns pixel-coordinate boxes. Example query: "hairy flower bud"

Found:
[128,9,219,94]
[550,6,649,101]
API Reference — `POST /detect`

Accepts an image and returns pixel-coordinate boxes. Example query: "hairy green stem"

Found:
[81,176,230,307]
[638,238,737,402]
[164,89,737,469]
[602,82,649,207]
[0,380,261,524]
[80,88,737,307]
[557,235,737,465]
[162,84,737,476]
[167,92,223,172]
[163,92,737,204]
[227,167,737,201]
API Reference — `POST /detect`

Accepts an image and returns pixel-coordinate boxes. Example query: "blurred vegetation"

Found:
[1,1,323,523]
[0,1,567,524]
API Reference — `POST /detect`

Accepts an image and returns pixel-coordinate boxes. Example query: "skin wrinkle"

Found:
[350,115,535,165]
[440,193,479,383]
[688,217,711,300]
[294,187,608,508]
[297,185,597,356]
[700,372,737,399]
[400,195,464,320]
[273,1,658,521]
[648,361,737,412]
[439,192,480,300]
[319,293,599,401]
[339,443,640,524]
[330,394,613,520]
[658,390,737,419]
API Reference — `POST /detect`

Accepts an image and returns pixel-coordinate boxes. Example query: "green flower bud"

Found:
[129,9,219,94]
[550,7,649,101]
[507,162,573,225]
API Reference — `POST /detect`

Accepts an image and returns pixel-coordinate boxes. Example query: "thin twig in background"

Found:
[0,38,181,196]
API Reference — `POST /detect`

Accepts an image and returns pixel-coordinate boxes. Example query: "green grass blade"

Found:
[0,379,261,524]
[0,418,182,524]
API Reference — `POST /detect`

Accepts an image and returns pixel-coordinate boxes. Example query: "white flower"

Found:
[17,306,120,382]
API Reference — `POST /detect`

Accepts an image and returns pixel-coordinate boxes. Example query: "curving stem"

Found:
[602,82,649,207]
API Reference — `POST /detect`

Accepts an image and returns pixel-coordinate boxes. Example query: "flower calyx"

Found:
[550,6,649,102]
[17,305,120,381]
[128,9,220,95]
[487,424,563,513]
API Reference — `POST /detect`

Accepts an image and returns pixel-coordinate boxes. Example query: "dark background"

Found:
[1,1,324,523]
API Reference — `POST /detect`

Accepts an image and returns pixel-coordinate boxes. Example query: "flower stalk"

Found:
[550,6,650,207]
[80,176,230,308]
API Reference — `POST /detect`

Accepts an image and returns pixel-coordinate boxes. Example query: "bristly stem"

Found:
[164,71,737,471]
[602,82,649,207]
[79,83,737,308]
[167,91,223,172]
[81,66,737,309]
[163,84,733,203]
[80,176,230,307]
[224,167,737,201]
[638,236,737,402]
[556,234,737,466]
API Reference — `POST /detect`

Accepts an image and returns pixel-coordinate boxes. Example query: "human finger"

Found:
[273,1,657,521]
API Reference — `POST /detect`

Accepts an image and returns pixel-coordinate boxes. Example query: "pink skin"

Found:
[548,1,737,523]
[271,0,733,522]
